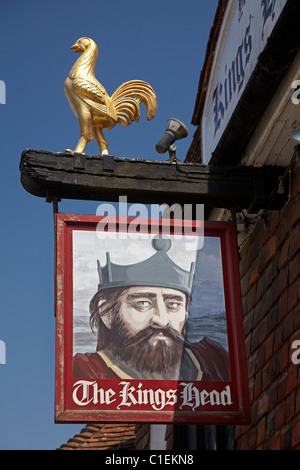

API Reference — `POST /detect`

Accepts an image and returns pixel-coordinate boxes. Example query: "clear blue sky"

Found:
[0,0,218,449]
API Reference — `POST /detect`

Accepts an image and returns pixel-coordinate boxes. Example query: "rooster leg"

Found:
[74,109,94,154]
[93,126,109,156]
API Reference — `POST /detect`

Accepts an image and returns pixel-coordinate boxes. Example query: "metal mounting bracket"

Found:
[103,154,115,172]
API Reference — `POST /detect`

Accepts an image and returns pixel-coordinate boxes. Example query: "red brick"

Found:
[270,432,281,450]
[290,327,300,344]
[245,332,251,358]
[280,426,292,449]
[265,251,279,290]
[288,281,298,312]
[248,352,258,378]
[232,191,300,451]
[258,392,269,419]
[283,311,295,342]
[249,377,255,402]
[251,393,259,420]
[266,409,275,436]
[277,372,287,402]
[268,211,280,236]
[252,315,269,351]
[243,310,254,336]
[243,283,257,313]
[257,342,266,370]
[248,428,258,449]
[267,303,279,331]
[240,269,251,296]
[258,289,271,317]
[234,424,250,441]
[256,220,270,250]
[289,250,300,285]
[257,417,266,446]
[262,363,271,391]
[274,401,286,428]
[278,290,288,322]
[270,350,281,381]
[237,433,250,450]
[274,323,283,351]
[272,265,289,304]
[254,370,262,400]
[267,381,278,409]
[280,341,290,372]
[288,222,300,259]
[239,248,251,279]
[257,280,267,307]
[265,332,275,362]
[278,197,300,245]
[253,304,264,329]
[295,305,300,331]
[292,419,300,447]
[287,364,298,395]
[279,239,290,269]
[296,386,300,414]
[265,235,278,264]
[251,324,260,354]
[286,391,295,423]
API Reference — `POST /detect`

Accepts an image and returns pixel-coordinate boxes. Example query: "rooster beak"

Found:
[71,43,81,52]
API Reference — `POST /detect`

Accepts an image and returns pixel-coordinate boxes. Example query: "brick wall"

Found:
[234,162,300,450]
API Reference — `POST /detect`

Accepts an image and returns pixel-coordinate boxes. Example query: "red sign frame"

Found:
[55,213,251,424]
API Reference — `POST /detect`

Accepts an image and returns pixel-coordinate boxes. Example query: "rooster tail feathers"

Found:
[111,80,157,126]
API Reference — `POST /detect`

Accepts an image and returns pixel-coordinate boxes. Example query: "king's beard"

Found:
[105,315,188,376]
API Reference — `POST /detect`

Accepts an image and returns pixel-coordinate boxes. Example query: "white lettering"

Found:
[105,455,140,467]
[72,380,116,406]
[220,385,233,405]
[72,380,94,406]
[180,382,200,410]
[180,383,232,410]
[72,380,233,411]
[117,381,177,410]
[212,15,252,137]
[118,381,138,408]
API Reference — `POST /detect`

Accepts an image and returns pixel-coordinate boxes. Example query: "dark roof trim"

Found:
[191,0,228,126]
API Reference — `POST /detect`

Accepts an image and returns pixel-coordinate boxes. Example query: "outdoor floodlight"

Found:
[155,118,189,154]
[289,128,300,144]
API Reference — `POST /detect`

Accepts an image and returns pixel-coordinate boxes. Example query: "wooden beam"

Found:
[20,149,288,212]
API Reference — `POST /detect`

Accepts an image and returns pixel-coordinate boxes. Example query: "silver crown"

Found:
[96,235,195,296]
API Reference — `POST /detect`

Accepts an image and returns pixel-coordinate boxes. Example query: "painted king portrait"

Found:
[72,230,231,382]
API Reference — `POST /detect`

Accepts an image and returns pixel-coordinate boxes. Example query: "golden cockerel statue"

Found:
[64,37,157,156]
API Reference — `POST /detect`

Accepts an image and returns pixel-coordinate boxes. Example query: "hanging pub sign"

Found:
[54,213,251,424]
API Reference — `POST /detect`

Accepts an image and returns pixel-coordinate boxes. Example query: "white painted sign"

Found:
[202,0,287,164]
